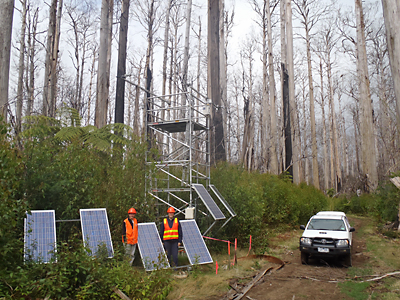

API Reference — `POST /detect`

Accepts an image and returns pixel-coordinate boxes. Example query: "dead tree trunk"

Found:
[42,0,62,118]
[355,0,378,191]
[26,7,38,117]
[381,0,400,131]
[320,58,329,191]
[115,0,130,124]
[0,0,14,122]
[327,53,342,191]
[208,0,226,163]
[267,0,278,175]
[161,0,173,125]
[302,11,319,188]
[281,0,292,176]
[145,0,155,147]
[286,0,300,183]
[95,0,110,128]
[16,0,27,132]
[220,0,229,163]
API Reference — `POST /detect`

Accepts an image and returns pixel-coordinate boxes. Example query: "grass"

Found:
[339,281,371,300]
[168,215,400,300]
[341,215,400,299]
[166,249,277,299]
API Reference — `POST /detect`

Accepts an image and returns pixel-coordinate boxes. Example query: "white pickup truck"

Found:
[299,211,355,266]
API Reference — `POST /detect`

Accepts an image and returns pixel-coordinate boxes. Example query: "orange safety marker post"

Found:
[228,240,231,269]
[234,238,237,265]
[247,235,252,256]
[216,261,219,275]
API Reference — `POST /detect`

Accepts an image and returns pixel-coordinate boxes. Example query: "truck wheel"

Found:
[301,252,309,265]
[343,253,352,267]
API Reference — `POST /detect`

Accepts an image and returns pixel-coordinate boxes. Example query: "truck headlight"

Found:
[336,239,349,247]
[300,237,312,246]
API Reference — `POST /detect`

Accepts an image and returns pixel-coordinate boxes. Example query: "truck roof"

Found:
[316,211,346,217]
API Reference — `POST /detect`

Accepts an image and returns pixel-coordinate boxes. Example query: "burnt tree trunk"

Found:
[115,0,130,124]
[208,0,226,164]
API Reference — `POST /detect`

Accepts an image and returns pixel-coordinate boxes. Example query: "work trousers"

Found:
[164,240,179,267]
[125,243,137,265]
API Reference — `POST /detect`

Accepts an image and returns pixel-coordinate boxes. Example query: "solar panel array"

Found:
[137,223,170,271]
[192,184,225,220]
[210,184,236,217]
[181,220,213,265]
[80,208,114,258]
[24,210,57,263]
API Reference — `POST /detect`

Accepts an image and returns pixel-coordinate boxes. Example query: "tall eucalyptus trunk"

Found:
[95,0,111,128]
[355,0,378,191]
[208,0,226,163]
[320,59,329,191]
[267,0,278,175]
[115,0,130,124]
[381,0,400,131]
[16,0,27,132]
[286,0,300,183]
[0,0,14,122]
[281,0,291,175]
[42,0,62,118]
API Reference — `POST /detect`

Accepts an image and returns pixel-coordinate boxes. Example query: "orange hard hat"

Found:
[167,207,175,213]
[128,208,137,214]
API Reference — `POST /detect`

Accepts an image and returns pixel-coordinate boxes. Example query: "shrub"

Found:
[210,163,328,252]
[375,181,400,222]
[5,239,172,299]
[0,118,28,284]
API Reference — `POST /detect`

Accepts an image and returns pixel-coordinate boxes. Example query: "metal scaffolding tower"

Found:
[145,86,235,234]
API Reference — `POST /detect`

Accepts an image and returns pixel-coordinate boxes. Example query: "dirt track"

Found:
[220,217,370,300]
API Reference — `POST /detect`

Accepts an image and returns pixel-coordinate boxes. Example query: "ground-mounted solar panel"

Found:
[192,184,225,220]
[137,223,170,271]
[80,208,113,258]
[210,184,236,217]
[181,220,213,265]
[24,210,57,263]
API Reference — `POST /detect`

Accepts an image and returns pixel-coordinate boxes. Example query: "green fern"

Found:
[21,108,140,153]
[21,115,61,139]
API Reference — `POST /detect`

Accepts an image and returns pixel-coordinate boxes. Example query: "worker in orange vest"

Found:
[122,207,138,265]
[160,207,182,267]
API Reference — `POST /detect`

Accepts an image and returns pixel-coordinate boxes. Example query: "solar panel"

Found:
[24,210,57,263]
[80,208,114,258]
[181,220,213,265]
[192,184,225,220]
[210,184,236,217]
[137,223,170,271]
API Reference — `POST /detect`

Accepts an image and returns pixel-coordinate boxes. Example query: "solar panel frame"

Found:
[192,184,225,220]
[137,222,170,271]
[80,208,114,258]
[181,219,213,265]
[210,184,236,217]
[24,210,57,263]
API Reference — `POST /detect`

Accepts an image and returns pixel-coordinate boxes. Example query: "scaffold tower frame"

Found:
[141,82,235,235]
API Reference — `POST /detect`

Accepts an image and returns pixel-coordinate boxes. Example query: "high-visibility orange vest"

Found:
[123,218,138,244]
[163,218,179,240]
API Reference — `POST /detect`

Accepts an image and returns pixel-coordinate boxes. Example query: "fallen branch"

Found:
[361,271,400,282]
[112,287,131,300]
[299,276,340,283]
[232,266,274,300]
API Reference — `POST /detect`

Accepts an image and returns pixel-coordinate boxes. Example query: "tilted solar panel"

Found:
[137,223,170,271]
[80,208,114,258]
[210,184,236,217]
[181,220,213,265]
[24,210,57,263]
[192,184,225,220]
